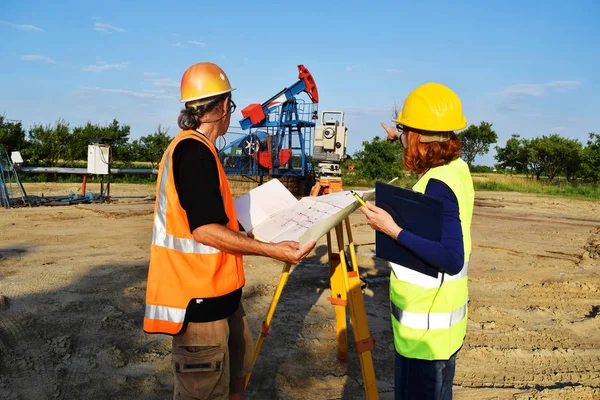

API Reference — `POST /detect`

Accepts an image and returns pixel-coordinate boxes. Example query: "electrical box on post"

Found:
[87,144,110,175]
[11,151,24,165]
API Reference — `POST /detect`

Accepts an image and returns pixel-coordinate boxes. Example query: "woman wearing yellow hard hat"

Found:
[144,62,315,400]
[361,83,474,399]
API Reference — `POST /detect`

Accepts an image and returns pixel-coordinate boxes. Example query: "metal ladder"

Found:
[0,149,28,208]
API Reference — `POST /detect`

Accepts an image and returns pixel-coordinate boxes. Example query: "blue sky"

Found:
[1,0,598,166]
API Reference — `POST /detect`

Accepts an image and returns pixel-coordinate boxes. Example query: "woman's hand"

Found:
[359,201,402,239]
[381,122,399,142]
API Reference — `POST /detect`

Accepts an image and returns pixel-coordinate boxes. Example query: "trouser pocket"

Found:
[173,345,227,400]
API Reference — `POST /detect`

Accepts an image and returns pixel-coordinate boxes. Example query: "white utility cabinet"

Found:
[87,144,110,175]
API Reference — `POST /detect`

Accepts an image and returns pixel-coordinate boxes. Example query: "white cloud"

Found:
[1,20,44,32]
[143,72,159,77]
[188,41,206,46]
[20,54,56,63]
[151,78,179,88]
[497,80,582,114]
[500,81,581,97]
[81,61,129,72]
[174,42,184,48]
[385,68,402,73]
[345,64,366,72]
[144,89,167,94]
[76,86,175,100]
[94,22,125,34]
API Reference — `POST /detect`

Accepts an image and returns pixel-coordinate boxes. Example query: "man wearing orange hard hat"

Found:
[143,62,315,400]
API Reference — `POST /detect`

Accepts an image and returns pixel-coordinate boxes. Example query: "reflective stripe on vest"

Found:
[152,228,220,254]
[389,261,468,289]
[144,130,244,336]
[390,301,467,330]
[151,150,220,254]
[145,304,186,325]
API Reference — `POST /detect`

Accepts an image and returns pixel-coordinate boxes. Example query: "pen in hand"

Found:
[350,190,368,208]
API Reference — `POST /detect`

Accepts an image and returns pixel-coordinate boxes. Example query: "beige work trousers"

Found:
[172,304,254,400]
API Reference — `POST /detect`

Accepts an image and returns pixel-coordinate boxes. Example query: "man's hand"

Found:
[381,122,399,142]
[359,201,402,239]
[192,223,315,263]
[270,240,316,265]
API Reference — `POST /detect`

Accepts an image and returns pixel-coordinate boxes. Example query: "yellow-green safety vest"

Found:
[389,157,474,360]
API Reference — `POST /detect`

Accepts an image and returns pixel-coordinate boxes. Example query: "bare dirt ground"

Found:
[1,182,599,400]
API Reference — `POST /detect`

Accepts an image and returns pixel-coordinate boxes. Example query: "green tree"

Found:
[522,138,543,180]
[27,119,70,166]
[0,115,27,152]
[97,119,131,161]
[495,134,528,174]
[561,137,582,182]
[118,140,142,165]
[352,136,403,181]
[65,122,103,164]
[580,132,600,183]
[137,125,172,168]
[62,120,132,164]
[527,134,581,181]
[458,121,498,169]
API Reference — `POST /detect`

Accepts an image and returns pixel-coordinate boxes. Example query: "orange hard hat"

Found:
[180,62,235,103]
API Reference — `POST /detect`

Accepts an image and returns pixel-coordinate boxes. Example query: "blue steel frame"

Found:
[221,75,317,177]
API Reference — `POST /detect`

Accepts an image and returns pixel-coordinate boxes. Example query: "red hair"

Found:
[403,131,462,174]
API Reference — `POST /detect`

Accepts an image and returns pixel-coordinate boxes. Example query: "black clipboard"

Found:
[375,181,443,278]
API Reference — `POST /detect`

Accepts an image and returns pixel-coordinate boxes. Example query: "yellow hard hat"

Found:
[393,83,467,132]
[179,62,235,103]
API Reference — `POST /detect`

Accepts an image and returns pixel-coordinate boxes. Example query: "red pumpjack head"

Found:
[297,64,319,104]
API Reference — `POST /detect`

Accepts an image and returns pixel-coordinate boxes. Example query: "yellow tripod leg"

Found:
[346,270,379,399]
[327,231,349,362]
[345,217,359,272]
[245,262,292,389]
[334,224,379,400]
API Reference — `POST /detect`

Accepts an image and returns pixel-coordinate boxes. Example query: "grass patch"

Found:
[473,174,600,201]
[344,171,599,201]
[342,171,417,189]
[19,173,157,184]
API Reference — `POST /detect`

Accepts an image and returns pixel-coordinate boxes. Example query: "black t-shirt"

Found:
[172,138,242,322]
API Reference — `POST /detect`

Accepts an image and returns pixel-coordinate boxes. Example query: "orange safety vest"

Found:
[144,130,244,335]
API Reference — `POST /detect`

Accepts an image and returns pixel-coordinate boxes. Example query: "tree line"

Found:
[351,121,599,183]
[0,115,171,168]
[1,114,598,183]
[495,133,600,182]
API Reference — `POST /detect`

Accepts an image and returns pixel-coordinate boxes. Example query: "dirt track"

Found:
[1,183,599,400]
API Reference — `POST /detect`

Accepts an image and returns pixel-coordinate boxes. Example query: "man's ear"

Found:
[223,96,230,114]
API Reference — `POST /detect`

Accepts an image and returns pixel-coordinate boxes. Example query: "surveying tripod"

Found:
[245,177,379,399]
